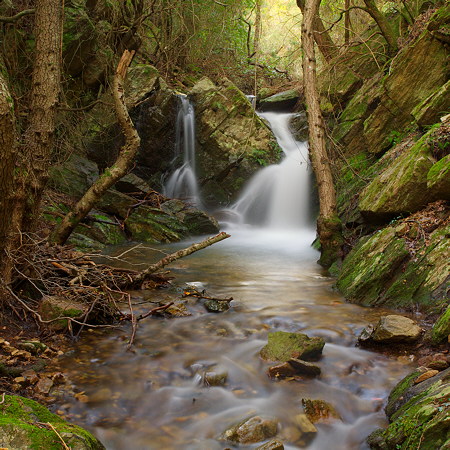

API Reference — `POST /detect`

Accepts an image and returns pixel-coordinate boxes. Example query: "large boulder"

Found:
[368,367,450,449]
[332,7,449,156]
[0,394,105,449]
[258,89,301,112]
[336,203,450,312]
[358,122,449,221]
[189,77,280,205]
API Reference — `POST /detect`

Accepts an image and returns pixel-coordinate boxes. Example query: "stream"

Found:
[55,112,413,449]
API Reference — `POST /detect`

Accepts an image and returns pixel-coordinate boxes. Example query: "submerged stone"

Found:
[301,399,340,424]
[222,416,278,444]
[203,299,230,313]
[260,331,325,362]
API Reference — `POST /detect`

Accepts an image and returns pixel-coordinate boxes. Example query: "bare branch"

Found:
[0,9,35,24]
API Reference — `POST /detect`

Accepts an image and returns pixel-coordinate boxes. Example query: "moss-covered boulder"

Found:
[336,205,450,312]
[189,77,279,205]
[368,367,450,449]
[427,154,450,200]
[358,130,437,221]
[431,306,450,345]
[412,80,450,127]
[260,331,325,362]
[258,89,301,112]
[0,394,104,449]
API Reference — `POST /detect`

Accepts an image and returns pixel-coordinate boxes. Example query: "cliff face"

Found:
[317,5,449,314]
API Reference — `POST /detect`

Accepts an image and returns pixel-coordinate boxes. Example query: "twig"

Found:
[0,393,5,404]
[126,292,137,350]
[183,291,233,303]
[138,302,174,320]
[0,9,35,23]
[39,423,69,450]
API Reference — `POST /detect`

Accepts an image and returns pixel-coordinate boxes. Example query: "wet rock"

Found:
[294,413,317,440]
[417,354,449,371]
[369,315,422,344]
[36,377,54,394]
[256,439,285,449]
[301,399,341,424]
[189,77,279,205]
[113,173,152,195]
[288,358,321,377]
[431,305,450,344]
[203,299,230,313]
[17,341,47,356]
[260,331,325,362]
[203,370,228,386]
[267,362,297,379]
[289,112,308,142]
[414,369,439,384]
[258,89,301,112]
[222,416,279,444]
[368,367,450,449]
[0,394,105,449]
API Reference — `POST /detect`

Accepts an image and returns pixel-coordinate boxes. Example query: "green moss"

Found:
[431,306,450,344]
[260,331,325,362]
[0,395,104,449]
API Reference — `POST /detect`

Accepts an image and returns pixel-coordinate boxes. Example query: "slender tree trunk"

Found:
[301,0,342,268]
[51,50,140,245]
[20,0,63,231]
[344,0,351,45]
[297,0,338,62]
[0,67,19,283]
[253,0,262,56]
[362,0,398,54]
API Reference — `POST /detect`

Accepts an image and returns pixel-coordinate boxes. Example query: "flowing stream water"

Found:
[56,112,413,449]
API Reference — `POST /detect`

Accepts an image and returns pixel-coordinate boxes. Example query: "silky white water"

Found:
[54,111,412,449]
[164,96,201,206]
[231,112,311,229]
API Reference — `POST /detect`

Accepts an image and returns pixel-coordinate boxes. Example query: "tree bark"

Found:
[253,0,262,56]
[301,0,342,268]
[296,0,338,62]
[362,0,398,54]
[344,0,351,46]
[0,67,19,282]
[51,50,140,245]
[20,0,63,231]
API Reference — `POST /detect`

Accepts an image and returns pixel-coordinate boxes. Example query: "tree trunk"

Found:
[253,0,262,56]
[51,50,140,245]
[344,0,351,46]
[297,0,338,62]
[301,0,342,268]
[0,67,19,283]
[20,0,63,231]
[362,0,398,54]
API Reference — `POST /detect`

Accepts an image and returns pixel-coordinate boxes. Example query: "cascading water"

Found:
[230,112,311,230]
[54,105,411,450]
[163,95,201,206]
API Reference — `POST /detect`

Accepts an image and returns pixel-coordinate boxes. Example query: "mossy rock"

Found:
[260,331,325,362]
[369,368,450,449]
[412,80,450,127]
[258,89,301,112]
[337,219,449,311]
[431,306,450,345]
[358,131,436,220]
[0,395,105,449]
[427,154,450,200]
[38,296,88,331]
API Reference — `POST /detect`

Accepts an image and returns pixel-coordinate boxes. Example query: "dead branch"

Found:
[183,289,233,303]
[0,9,35,23]
[132,232,231,285]
[138,301,174,320]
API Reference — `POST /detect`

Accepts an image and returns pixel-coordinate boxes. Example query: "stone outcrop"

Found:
[189,77,280,205]
[336,203,449,312]
[0,394,105,449]
[368,367,450,449]
[257,89,302,112]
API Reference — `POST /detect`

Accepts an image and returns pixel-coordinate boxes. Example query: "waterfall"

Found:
[164,96,201,206]
[231,112,311,229]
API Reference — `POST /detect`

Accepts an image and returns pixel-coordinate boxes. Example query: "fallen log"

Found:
[132,232,230,286]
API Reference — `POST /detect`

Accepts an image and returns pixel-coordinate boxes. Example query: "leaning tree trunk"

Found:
[297,0,338,62]
[301,0,342,268]
[20,0,63,231]
[51,50,140,245]
[0,66,19,283]
[362,0,398,54]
